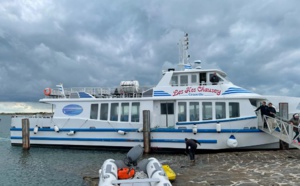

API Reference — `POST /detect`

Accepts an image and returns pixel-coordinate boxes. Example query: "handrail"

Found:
[263,115,300,144]
[45,86,153,99]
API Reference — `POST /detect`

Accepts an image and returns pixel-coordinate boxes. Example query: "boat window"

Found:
[200,73,206,85]
[161,103,174,114]
[189,102,199,121]
[180,75,188,86]
[229,102,240,118]
[110,103,119,121]
[191,74,197,85]
[100,103,108,120]
[215,102,226,119]
[178,102,187,122]
[90,104,99,120]
[171,76,178,86]
[121,103,129,122]
[131,102,140,122]
[202,102,212,120]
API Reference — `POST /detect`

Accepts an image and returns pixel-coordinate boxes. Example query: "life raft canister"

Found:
[44,88,52,96]
[117,167,135,179]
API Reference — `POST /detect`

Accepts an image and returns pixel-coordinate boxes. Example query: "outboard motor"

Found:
[124,145,144,166]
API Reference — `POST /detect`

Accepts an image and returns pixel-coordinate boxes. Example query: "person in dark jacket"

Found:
[267,102,276,129]
[289,114,300,144]
[267,103,276,118]
[210,72,219,85]
[185,138,201,162]
[255,101,268,128]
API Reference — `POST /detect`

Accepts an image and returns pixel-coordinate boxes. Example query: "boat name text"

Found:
[173,86,221,96]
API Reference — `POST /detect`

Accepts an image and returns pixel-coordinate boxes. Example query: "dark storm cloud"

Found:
[0,0,300,105]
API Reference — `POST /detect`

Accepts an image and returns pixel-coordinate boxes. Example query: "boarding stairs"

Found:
[259,115,300,149]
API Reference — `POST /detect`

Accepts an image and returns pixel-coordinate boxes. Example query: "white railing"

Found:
[47,86,153,99]
[263,115,300,144]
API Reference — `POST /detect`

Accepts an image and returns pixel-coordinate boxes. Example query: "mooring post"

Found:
[143,110,151,154]
[22,118,30,150]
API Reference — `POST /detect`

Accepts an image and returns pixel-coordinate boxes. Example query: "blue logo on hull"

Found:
[62,104,83,116]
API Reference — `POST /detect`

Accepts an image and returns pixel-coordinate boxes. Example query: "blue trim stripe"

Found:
[153,91,171,97]
[10,128,140,132]
[222,87,252,95]
[10,127,262,133]
[151,139,217,143]
[176,116,257,125]
[152,128,262,133]
[10,136,216,144]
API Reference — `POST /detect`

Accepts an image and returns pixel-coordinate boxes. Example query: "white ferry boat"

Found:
[10,34,299,150]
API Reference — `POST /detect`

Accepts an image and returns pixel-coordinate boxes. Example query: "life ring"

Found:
[44,88,52,96]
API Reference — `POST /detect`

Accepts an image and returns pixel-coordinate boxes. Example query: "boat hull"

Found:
[10,116,280,150]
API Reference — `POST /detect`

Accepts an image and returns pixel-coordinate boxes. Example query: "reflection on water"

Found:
[0,115,128,185]
[18,150,31,165]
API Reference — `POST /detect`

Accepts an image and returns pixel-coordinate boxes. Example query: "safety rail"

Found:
[46,86,153,99]
[262,115,300,145]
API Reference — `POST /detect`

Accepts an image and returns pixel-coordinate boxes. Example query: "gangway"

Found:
[259,115,300,149]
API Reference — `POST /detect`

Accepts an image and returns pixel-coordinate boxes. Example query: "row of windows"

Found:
[171,72,224,86]
[161,102,240,122]
[90,102,140,122]
[90,101,239,123]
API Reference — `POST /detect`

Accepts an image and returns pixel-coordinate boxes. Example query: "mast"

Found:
[178,33,191,70]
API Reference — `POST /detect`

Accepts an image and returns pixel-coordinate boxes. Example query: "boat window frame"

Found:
[90,104,99,120]
[120,102,129,122]
[215,102,226,119]
[131,102,140,122]
[178,102,187,122]
[110,103,119,121]
[100,103,109,120]
[229,102,240,118]
[180,75,188,86]
[161,103,174,115]
[189,102,199,121]
[171,75,178,86]
[202,102,212,120]
[191,74,198,85]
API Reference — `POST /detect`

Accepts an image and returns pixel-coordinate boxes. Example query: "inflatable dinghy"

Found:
[99,157,172,186]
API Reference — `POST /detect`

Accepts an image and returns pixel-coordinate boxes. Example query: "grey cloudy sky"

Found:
[1,0,300,111]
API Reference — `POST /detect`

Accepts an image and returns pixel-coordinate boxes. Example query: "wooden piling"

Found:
[279,103,289,150]
[22,118,30,150]
[143,110,151,154]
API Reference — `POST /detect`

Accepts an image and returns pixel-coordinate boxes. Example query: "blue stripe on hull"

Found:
[10,128,262,133]
[10,136,217,144]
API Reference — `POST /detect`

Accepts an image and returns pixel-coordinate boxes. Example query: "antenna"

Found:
[178,33,191,70]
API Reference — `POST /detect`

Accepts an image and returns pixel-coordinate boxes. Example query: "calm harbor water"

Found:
[4,114,300,186]
[0,115,127,186]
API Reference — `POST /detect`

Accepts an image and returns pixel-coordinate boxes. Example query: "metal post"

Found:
[143,110,151,154]
[279,103,289,150]
[22,118,30,150]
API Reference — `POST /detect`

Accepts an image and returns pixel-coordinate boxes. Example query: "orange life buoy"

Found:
[117,167,135,179]
[44,88,52,96]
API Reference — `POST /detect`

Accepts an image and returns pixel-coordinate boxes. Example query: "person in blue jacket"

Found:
[185,138,201,162]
